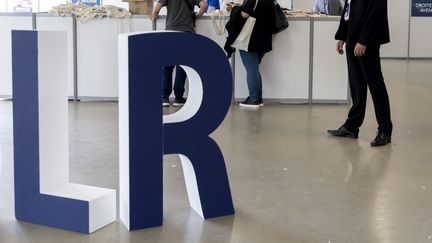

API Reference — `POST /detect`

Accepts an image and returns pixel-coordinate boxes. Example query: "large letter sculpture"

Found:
[12,30,116,233]
[119,32,235,230]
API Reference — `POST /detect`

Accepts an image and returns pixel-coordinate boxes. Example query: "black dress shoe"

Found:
[327,126,358,138]
[370,132,391,147]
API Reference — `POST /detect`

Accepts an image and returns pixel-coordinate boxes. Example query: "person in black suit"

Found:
[327,0,393,146]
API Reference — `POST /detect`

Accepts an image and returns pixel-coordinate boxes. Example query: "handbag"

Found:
[273,0,288,34]
[231,0,259,51]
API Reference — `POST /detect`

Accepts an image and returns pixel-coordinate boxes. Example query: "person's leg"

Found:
[343,42,368,134]
[174,65,186,99]
[163,66,175,99]
[257,52,265,102]
[358,45,393,136]
[239,50,262,102]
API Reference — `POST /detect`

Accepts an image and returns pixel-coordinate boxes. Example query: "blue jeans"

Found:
[239,50,265,102]
[163,66,186,99]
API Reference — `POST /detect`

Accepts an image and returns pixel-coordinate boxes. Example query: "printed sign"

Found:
[412,0,432,16]
[72,0,101,7]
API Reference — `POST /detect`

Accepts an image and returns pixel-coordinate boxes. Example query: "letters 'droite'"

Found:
[12,30,234,233]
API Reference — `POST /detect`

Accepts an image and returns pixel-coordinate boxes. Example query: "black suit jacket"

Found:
[335,0,390,46]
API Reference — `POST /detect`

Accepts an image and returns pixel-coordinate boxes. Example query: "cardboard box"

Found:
[123,0,154,15]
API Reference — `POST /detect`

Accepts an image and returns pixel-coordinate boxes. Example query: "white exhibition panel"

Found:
[35,14,75,97]
[235,19,310,101]
[1,14,352,102]
[129,16,154,32]
[155,17,166,31]
[77,17,153,98]
[102,0,130,10]
[0,14,33,97]
[0,2,6,12]
[292,0,315,11]
[39,0,66,12]
[380,0,410,58]
[278,0,293,9]
[409,17,432,58]
[312,19,348,102]
[293,0,411,59]
[37,30,116,233]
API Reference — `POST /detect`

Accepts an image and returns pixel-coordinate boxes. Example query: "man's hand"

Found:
[196,0,208,17]
[226,2,234,11]
[226,2,241,11]
[354,43,367,57]
[336,40,345,55]
[151,3,163,21]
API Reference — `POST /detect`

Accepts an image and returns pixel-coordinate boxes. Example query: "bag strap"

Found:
[252,0,259,12]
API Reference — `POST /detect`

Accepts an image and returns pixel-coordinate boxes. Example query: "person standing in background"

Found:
[152,0,208,107]
[226,0,275,108]
[327,0,393,146]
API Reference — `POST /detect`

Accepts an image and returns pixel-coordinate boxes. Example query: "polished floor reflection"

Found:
[1,59,432,243]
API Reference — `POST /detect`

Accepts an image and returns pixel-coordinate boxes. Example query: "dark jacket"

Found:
[242,0,275,53]
[224,6,247,58]
[335,0,390,46]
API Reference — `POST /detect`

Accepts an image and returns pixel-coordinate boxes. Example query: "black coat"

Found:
[335,0,390,46]
[242,0,275,53]
[224,6,246,58]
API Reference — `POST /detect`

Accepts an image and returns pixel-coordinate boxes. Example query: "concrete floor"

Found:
[0,59,431,243]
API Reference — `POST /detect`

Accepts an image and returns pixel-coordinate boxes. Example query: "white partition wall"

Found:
[278,0,292,9]
[0,14,33,97]
[294,0,411,59]
[0,1,6,12]
[0,14,360,102]
[155,17,166,31]
[292,0,314,11]
[312,18,348,102]
[381,0,410,58]
[409,17,432,58]
[235,19,310,102]
[76,17,153,99]
[35,14,75,97]
[130,16,154,31]
[39,0,67,12]
[103,0,129,9]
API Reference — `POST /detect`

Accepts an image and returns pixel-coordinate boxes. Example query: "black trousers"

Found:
[344,42,393,136]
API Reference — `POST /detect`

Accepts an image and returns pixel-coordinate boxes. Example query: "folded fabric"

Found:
[50,3,131,22]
